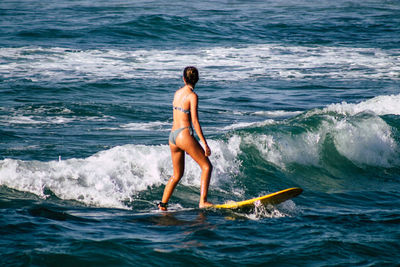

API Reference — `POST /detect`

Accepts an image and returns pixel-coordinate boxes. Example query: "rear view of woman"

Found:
[158,66,213,211]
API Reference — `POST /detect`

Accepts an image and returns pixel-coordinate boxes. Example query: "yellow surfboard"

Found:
[212,187,303,210]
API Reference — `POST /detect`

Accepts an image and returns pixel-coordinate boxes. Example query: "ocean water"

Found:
[1,0,400,266]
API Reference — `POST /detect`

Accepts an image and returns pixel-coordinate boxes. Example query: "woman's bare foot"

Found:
[199,201,213,209]
[158,202,168,211]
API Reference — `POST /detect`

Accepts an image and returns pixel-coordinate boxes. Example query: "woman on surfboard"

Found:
[158,66,213,211]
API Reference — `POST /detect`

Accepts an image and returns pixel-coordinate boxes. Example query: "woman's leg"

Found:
[176,131,213,208]
[160,143,185,210]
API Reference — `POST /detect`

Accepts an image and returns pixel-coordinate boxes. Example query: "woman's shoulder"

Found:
[175,87,196,97]
[190,91,197,99]
[174,87,186,95]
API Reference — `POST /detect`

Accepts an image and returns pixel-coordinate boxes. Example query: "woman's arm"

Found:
[190,93,211,156]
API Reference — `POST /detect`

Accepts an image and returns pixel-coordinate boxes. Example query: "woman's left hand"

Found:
[204,144,211,157]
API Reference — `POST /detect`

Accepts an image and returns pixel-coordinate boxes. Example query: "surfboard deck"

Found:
[212,187,303,210]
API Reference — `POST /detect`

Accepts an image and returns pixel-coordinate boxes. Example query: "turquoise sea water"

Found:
[1,0,400,266]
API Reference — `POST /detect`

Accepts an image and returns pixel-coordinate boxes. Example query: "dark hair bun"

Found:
[183,66,199,86]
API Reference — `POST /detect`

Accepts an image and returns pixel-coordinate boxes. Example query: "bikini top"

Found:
[173,92,192,114]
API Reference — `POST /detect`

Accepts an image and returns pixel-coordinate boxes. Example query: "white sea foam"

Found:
[0,136,242,208]
[0,44,398,82]
[324,94,400,116]
[333,116,398,167]
[0,106,114,126]
[232,201,296,220]
[323,95,400,167]
[222,119,275,131]
[0,145,172,208]
[253,110,303,118]
[0,115,111,126]
[120,121,171,131]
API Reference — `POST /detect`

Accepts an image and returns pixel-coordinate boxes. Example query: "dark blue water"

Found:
[1,0,400,266]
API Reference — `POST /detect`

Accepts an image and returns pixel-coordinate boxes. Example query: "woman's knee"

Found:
[171,172,183,183]
[201,161,213,174]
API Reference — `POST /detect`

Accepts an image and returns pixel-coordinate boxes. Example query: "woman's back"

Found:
[172,87,193,129]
